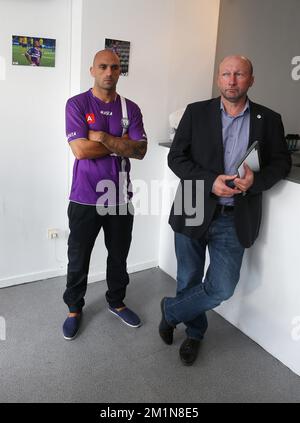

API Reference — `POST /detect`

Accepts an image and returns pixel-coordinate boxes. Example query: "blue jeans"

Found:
[164,214,245,340]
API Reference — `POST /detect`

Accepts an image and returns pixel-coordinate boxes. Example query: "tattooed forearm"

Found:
[98,132,147,160]
[119,138,147,159]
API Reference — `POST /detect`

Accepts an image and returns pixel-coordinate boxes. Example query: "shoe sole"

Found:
[108,308,142,328]
[63,328,80,340]
[180,352,199,366]
[63,315,82,341]
[181,361,195,366]
[179,340,200,365]
[63,333,79,341]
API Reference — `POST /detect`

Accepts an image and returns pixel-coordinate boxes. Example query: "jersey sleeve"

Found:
[128,105,147,142]
[65,98,89,142]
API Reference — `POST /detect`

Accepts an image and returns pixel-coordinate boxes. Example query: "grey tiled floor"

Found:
[0,268,300,403]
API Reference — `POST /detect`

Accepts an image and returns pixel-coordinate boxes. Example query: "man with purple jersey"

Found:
[63,49,147,340]
[25,39,42,66]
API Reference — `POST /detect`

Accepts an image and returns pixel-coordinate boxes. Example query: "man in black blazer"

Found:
[159,55,291,365]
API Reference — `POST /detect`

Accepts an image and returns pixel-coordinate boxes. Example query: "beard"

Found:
[221,88,247,103]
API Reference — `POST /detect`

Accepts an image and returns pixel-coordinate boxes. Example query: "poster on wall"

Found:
[105,38,130,76]
[12,35,56,67]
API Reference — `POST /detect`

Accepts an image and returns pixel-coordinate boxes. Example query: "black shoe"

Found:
[159,298,174,345]
[179,338,200,366]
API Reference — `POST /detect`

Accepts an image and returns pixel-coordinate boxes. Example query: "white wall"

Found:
[79,0,220,283]
[158,0,220,275]
[0,0,72,287]
[79,0,171,280]
[213,0,300,135]
[0,0,220,288]
[158,149,179,279]
[167,0,220,112]
[216,180,300,376]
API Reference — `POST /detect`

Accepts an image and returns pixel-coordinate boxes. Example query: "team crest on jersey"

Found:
[121,118,130,129]
[86,113,95,124]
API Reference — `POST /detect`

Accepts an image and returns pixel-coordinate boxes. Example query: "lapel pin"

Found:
[257,114,262,119]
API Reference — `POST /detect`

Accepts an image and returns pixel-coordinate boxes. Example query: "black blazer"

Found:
[168,97,291,248]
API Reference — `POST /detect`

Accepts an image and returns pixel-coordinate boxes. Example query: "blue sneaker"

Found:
[63,314,82,340]
[108,306,141,328]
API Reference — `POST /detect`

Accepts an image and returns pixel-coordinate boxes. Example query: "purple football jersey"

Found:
[66,89,147,206]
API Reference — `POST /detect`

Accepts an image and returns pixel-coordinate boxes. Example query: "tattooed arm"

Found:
[88,130,147,160]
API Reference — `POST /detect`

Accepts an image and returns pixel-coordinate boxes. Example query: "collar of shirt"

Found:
[220,98,250,118]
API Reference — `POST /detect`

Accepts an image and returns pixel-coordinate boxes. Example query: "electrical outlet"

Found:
[47,229,59,239]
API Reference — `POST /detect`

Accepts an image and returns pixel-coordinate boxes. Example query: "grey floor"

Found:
[0,267,300,403]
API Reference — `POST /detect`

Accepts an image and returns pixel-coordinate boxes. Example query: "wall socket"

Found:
[47,229,59,239]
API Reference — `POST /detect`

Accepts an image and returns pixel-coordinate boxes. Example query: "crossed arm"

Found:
[69,130,147,160]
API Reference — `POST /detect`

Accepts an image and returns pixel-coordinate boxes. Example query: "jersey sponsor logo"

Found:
[67,131,77,140]
[100,110,113,116]
[86,113,95,124]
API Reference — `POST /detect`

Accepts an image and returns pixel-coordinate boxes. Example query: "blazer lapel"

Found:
[209,97,224,172]
[249,100,264,148]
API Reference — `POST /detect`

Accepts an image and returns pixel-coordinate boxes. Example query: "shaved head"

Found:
[93,49,120,67]
[90,49,121,95]
[218,55,253,76]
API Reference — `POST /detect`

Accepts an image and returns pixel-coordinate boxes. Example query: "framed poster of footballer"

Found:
[105,38,130,76]
[12,35,56,67]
